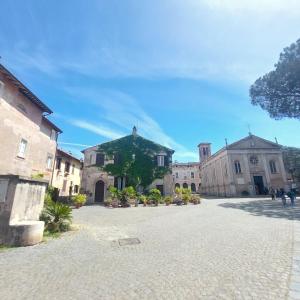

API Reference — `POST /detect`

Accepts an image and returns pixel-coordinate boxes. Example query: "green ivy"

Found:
[97,134,173,188]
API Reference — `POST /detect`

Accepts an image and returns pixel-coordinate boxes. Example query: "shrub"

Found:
[139,195,148,206]
[108,186,119,200]
[149,188,161,206]
[72,194,87,207]
[43,202,72,233]
[164,196,172,205]
[191,194,201,205]
[182,193,190,205]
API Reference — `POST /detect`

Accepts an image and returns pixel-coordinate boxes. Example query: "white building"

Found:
[199,134,288,197]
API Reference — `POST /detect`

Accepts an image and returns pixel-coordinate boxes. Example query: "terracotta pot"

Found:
[75,203,81,209]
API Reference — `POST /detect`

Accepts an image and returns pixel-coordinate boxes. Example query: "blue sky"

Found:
[1,0,300,161]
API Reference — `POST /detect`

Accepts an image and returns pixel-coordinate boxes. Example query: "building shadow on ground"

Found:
[219,199,300,221]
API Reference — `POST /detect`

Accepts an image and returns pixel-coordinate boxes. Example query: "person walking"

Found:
[289,190,296,207]
[281,189,287,207]
[270,187,276,200]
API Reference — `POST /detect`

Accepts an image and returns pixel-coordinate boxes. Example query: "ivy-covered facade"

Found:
[80,128,174,203]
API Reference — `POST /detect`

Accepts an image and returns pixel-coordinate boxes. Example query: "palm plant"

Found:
[44,202,72,232]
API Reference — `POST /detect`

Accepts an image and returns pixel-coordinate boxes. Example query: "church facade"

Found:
[199,135,288,197]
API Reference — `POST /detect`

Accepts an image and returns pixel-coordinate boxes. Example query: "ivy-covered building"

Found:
[81,127,174,203]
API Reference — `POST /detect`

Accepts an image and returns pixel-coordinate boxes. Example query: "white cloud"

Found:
[58,142,92,148]
[70,119,126,140]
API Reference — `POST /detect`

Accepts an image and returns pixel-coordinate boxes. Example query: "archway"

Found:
[95,180,105,203]
[175,183,180,189]
[191,183,196,192]
[183,183,188,189]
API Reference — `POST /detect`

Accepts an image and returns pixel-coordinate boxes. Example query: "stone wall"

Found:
[0,175,47,246]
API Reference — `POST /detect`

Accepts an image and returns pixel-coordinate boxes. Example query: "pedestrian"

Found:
[280,190,287,207]
[288,190,296,207]
[270,187,276,200]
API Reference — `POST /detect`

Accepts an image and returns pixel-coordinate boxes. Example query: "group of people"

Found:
[270,187,297,207]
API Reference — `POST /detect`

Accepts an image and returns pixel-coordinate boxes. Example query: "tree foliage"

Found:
[97,134,173,188]
[282,146,300,182]
[250,38,300,119]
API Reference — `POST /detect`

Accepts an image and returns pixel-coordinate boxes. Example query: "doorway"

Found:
[253,176,264,195]
[95,180,105,203]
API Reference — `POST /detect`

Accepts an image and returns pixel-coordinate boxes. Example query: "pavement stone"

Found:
[0,197,296,299]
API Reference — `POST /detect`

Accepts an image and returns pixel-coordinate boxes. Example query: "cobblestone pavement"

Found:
[0,198,297,300]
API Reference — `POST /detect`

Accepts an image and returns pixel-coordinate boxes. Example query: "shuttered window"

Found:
[96,153,105,166]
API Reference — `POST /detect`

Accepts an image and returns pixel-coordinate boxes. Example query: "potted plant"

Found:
[149,188,161,206]
[108,186,119,208]
[139,195,147,206]
[182,188,191,205]
[72,194,87,209]
[191,194,201,205]
[174,187,183,205]
[104,198,112,207]
[164,196,172,206]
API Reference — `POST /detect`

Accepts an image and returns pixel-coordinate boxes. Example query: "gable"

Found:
[227,135,281,150]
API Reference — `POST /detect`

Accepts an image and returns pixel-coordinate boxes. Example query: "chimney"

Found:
[198,143,211,163]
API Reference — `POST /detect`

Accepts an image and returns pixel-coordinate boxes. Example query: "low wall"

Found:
[0,175,47,246]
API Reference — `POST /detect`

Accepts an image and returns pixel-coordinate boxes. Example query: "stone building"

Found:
[199,134,288,197]
[51,149,82,197]
[0,64,62,181]
[81,128,174,204]
[172,162,201,192]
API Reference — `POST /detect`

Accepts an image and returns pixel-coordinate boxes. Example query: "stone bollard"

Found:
[0,175,47,246]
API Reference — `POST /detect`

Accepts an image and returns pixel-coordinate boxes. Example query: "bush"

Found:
[41,201,72,233]
[191,194,201,205]
[149,188,161,206]
[72,194,87,207]
[139,195,148,206]
[164,196,172,205]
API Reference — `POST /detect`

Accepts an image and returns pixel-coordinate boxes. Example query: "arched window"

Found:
[269,160,277,173]
[234,160,242,174]
[183,183,188,189]
[191,183,196,192]
[175,183,180,189]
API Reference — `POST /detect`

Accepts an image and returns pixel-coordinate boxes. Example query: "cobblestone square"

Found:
[0,198,298,299]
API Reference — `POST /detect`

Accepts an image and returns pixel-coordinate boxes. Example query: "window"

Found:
[157,155,165,167]
[72,164,75,174]
[269,160,277,174]
[74,185,79,193]
[89,154,93,164]
[65,161,71,173]
[46,155,53,170]
[191,172,194,179]
[18,139,27,158]
[96,153,105,166]
[56,157,62,170]
[176,172,178,178]
[234,160,242,174]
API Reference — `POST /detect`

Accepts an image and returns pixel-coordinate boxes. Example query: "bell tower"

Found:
[198,143,211,162]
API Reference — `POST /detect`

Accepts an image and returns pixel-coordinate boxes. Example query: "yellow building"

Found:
[51,149,82,197]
